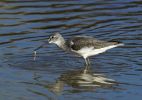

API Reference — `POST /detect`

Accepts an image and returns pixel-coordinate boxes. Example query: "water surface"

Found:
[0,0,142,100]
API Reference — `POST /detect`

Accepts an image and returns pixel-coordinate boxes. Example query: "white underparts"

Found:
[73,43,124,59]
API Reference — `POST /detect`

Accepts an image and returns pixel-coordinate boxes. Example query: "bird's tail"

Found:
[116,43,124,46]
[109,40,124,47]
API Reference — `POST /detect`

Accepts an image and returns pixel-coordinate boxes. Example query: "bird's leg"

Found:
[87,58,91,65]
[84,58,89,66]
[84,58,91,73]
[84,58,91,66]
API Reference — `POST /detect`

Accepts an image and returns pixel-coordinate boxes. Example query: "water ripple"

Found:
[0,0,142,100]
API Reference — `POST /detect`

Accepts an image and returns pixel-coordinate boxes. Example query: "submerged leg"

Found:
[85,58,88,66]
[84,57,91,66]
[87,58,91,65]
[84,58,91,66]
[84,58,90,73]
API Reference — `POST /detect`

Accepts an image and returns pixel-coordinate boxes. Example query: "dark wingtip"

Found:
[108,40,123,45]
[113,41,121,45]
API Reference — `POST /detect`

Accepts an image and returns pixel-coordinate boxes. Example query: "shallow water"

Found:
[0,0,142,100]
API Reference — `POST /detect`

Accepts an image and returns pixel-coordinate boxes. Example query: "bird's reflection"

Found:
[39,66,116,95]
[61,67,115,86]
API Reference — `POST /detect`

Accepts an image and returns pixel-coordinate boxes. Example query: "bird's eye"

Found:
[53,36,56,38]
[50,36,54,39]
[50,35,56,39]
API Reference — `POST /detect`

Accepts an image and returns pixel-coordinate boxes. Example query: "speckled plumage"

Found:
[66,36,119,51]
[47,32,124,66]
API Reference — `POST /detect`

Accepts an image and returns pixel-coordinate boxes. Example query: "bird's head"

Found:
[33,32,64,53]
[48,32,64,45]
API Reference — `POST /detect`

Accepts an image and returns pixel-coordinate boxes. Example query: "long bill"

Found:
[33,43,47,60]
[34,43,47,51]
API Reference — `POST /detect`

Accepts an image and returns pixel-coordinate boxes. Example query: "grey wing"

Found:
[67,36,118,51]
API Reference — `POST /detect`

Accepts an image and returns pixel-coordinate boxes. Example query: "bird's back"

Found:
[66,35,120,51]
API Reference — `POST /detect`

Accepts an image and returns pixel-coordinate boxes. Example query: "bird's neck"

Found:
[56,38,68,51]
